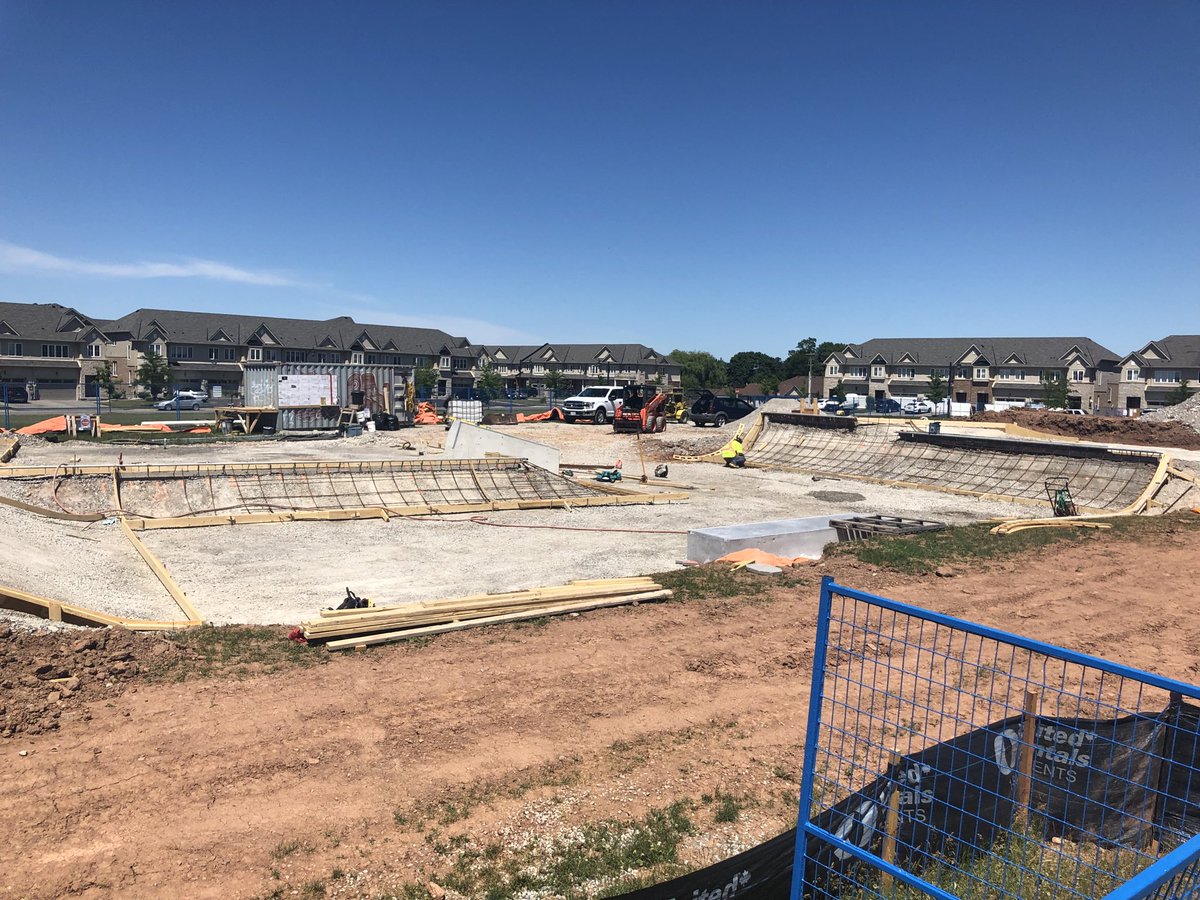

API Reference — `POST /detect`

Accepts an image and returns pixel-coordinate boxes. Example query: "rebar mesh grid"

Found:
[750,421,1159,512]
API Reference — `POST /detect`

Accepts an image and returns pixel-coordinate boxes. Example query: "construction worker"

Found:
[722,436,746,468]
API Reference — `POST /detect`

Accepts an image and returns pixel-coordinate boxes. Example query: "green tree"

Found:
[1165,382,1196,406]
[414,365,439,399]
[926,370,947,405]
[136,349,171,398]
[758,372,781,396]
[475,365,503,401]
[783,339,845,382]
[542,368,565,401]
[94,361,124,401]
[727,351,781,388]
[669,350,727,392]
[830,379,847,402]
[1041,370,1071,409]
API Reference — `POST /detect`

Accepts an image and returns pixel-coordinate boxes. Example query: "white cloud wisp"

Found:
[0,240,307,287]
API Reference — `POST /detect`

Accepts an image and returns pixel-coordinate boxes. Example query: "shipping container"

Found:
[242,363,411,430]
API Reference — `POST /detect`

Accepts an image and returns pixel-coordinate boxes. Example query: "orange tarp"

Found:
[516,407,565,423]
[16,416,68,435]
[716,548,818,568]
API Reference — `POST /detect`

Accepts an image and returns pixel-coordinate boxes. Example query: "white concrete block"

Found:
[443,420,561,473]
[687,512,860,563]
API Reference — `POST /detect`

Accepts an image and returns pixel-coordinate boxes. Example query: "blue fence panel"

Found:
[792,577,1200,900]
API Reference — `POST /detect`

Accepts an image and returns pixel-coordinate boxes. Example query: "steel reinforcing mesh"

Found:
[797,582,1200,900]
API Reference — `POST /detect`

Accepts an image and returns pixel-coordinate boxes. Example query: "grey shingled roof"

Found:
[102,308,464,355]
[1125,336,1200,369]
[830,337,1119,368]
[0,300,107,341]
[485,343,676,367]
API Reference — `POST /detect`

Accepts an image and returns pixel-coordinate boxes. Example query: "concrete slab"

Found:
[443,420,561,472]
[687,512,857,563]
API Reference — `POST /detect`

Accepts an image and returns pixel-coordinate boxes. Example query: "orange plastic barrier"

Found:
[414,401,441,425]
[16,416,68,435]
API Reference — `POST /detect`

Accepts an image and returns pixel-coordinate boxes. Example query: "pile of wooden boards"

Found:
[300,576,671,652]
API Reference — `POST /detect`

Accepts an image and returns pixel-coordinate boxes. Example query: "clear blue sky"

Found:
[1,1,1196,359]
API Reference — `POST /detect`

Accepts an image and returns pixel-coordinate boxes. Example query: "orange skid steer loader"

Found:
[612,385,668,434]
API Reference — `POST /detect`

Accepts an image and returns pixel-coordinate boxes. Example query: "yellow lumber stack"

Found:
[300,577,670,652]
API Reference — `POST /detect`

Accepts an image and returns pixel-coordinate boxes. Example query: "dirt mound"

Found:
[0,625,186,737]
[972,410,1200,450]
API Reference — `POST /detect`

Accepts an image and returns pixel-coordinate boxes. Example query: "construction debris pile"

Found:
[299,577,671,651]
[1144,392,1200,435]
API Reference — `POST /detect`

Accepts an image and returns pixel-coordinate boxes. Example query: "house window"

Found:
[973,367,989,380]
[87,343,103,358]
[169,345,193,359]
[439,355,450,369]
[895,367,916,379]
[316,353,333,363]
[957,367,970,379]
[209,348,218,361]
[1071,369,1085,382]
[366,354,378,364]
[828,364,839,375]
[1126,368,1140,381]
[533,364,546,374]
[222,348,236,361]
[871,365,885,377]
[248,347,263,361]
[150,343,165,357]
[999,368,1025,380]
[265,349,278,362]
[414,357,425,368]
[1154,370,1180,383]
[350,351,364,365]
[2,342,21,356]
[41,343,70,358]
[285,350,307,363]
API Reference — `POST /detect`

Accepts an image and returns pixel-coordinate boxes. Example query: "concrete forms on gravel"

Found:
[746,413,1167,513]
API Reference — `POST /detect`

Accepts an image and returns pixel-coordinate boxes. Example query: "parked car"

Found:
[0,384,29,403]
[153,390,208,411]
[1025,402,1047,410]
[874,398,902,414]
[689,390,755,427]
[903,399,936,415]
[818,398,842,413]
[1048,407,1088,416]
[561,386,623,424]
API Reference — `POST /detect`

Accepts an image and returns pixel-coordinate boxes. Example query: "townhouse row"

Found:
[820,337,1200,412]
[0,301,681,401]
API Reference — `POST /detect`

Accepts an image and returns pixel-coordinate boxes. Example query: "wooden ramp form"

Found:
[301,577,671,652]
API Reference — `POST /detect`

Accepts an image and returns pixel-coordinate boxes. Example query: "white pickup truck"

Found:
[561,385,623,424]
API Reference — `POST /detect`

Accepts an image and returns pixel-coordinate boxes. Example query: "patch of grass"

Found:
[149,624,327,681]
[396,801,695,900]
[299,879,326,898]
[714,793,742,823]
[271,839,303,860]
[825,513,1200,576]
[654,565,774,602]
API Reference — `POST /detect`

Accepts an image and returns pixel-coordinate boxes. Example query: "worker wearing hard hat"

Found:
[721,437,746,468]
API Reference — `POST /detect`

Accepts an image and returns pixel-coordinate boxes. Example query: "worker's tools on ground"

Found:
[332,587,373,611]
[595,468,622,482]
[299,577,671,651]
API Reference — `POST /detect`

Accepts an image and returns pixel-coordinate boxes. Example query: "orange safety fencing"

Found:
[414,401,441,425]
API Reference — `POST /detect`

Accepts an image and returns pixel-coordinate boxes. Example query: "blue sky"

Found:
[1,1,1196,359]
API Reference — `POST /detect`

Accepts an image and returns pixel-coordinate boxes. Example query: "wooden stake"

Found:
[881,750,902,894]
[1016,689,1040,826]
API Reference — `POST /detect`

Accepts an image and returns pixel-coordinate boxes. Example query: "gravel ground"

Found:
[0,415,1148,628]
[0,504,182,623]
[141,457,1031,625]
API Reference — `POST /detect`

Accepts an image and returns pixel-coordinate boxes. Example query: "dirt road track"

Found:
[3,523,1200,898]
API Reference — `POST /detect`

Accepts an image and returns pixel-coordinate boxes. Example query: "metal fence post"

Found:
[790,575,836,900]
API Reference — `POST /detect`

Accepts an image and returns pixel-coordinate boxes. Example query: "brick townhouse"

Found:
[823,337,1122,411]
[1115,336,1200,411]
[0,300,680,401]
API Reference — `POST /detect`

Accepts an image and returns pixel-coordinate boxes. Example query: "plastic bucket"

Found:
[365,420,376,432]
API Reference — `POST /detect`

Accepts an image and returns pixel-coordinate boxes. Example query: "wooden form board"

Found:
[323,589,670,652]
[0,582,197,631]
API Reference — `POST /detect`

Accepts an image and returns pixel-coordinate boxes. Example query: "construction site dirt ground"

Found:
[1,515,1199,899]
